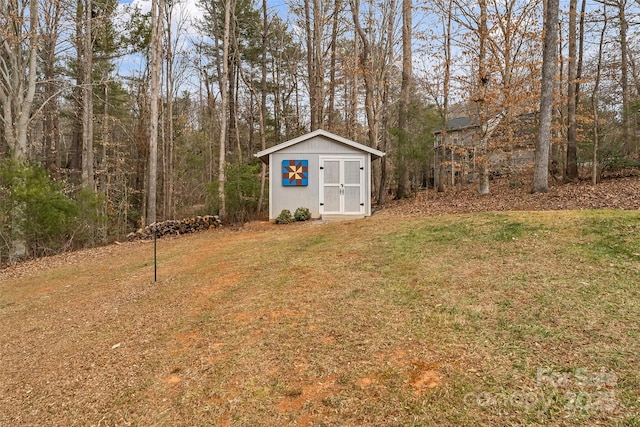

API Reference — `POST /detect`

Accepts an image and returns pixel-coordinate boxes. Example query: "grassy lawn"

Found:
[1,210,639,426]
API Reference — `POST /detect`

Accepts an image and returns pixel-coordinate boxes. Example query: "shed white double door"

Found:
[319,156,365,215]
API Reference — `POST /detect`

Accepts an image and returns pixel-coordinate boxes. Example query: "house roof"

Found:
[254,129,386,163]
[433,116,481,134]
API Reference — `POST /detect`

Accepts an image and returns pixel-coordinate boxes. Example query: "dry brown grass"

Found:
[1,210,639,426]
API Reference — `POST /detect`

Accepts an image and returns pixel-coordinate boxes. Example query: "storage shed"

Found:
[255,129,385,221]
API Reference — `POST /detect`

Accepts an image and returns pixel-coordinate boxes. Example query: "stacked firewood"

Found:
[127,215,222,241]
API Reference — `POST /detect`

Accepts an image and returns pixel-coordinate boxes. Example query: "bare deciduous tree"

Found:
[565,0,579,181]
[0,0,39,161]
[147,0,163,224]
[591,5,608,185]
[40,0,63,178]
[218,0,233,218]
[476,0,490,195]
[533,0,560,193]
[81,0,95,190]
[395,0,412,199]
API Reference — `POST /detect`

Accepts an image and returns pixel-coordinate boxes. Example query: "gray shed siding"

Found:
[268,136,371,220]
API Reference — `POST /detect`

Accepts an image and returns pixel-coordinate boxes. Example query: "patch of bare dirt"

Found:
[276,375,336,426]
[410,361,442,395]
[378,176,640,217]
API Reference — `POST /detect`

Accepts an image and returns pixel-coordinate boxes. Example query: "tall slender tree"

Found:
[615,0,632,155]
[533,0,559,193]
[147,0,163,225]
[591,4,607,184]
[327,0,343,132]
[257,0,269,215]
[218,0,233,218]
[0,0,39,162]
[0,0,39,261]
[302,0,329,130]
[163,0,175,219]
[476,0,490,195]
[40,0,63,178]
[395,0,413,199]
[427,0,455,192]
[565,0,579,181]
[81,0,95,190]
[377,0,396,202]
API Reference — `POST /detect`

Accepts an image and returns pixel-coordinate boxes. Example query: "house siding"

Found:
[434,112,537,185]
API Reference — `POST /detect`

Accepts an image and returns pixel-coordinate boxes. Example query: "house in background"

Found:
[255,129,385,221]
[433,105,538,186]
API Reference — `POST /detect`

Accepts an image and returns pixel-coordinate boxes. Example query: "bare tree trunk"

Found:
[218,0,233,218]
[348,36,359,140]
[200,66,215,183]
[477,0,490,195]
[629,53,640,97]
[616,0,633,156]
[378,0,397,203]
[237,41,268,215]
[577,0,586,110]
[349,0,379,158]
[81,0,95,190]
[592,5,607,185]
[272,48,282,143]
[565,0,579,181]
[395,0,412,199]
[257,0,269,215]
[99,83,109,193]
[575,0,586,176]
[0,0,39,161]
[164,1,176,219]
[313,0,324,128]
[99,81,110,243]
[378,101,389,203]
[70,0,85,178]
[305,0,318,130]
[437,0,453,193]
[0,0,39,260]
[327,0,341,131]
[533,0,559,193]
[147,0,163,225]
[41,0,62,178]
[554,21,565,178]
[228,50,240,161]
[233,63,242,161]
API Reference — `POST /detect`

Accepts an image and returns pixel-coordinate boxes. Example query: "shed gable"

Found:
[255,129,384,162]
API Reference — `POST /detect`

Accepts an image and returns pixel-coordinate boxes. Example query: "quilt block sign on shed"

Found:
[282,160,308,186]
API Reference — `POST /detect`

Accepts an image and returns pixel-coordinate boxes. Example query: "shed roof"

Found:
[255,129,386,163]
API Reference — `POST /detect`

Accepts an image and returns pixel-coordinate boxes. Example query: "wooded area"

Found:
[1,0,639,263]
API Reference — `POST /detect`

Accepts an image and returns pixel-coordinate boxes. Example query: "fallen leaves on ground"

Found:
[379,176,640,217]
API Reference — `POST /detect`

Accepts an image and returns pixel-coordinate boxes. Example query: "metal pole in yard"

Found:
[154,227,157,283]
